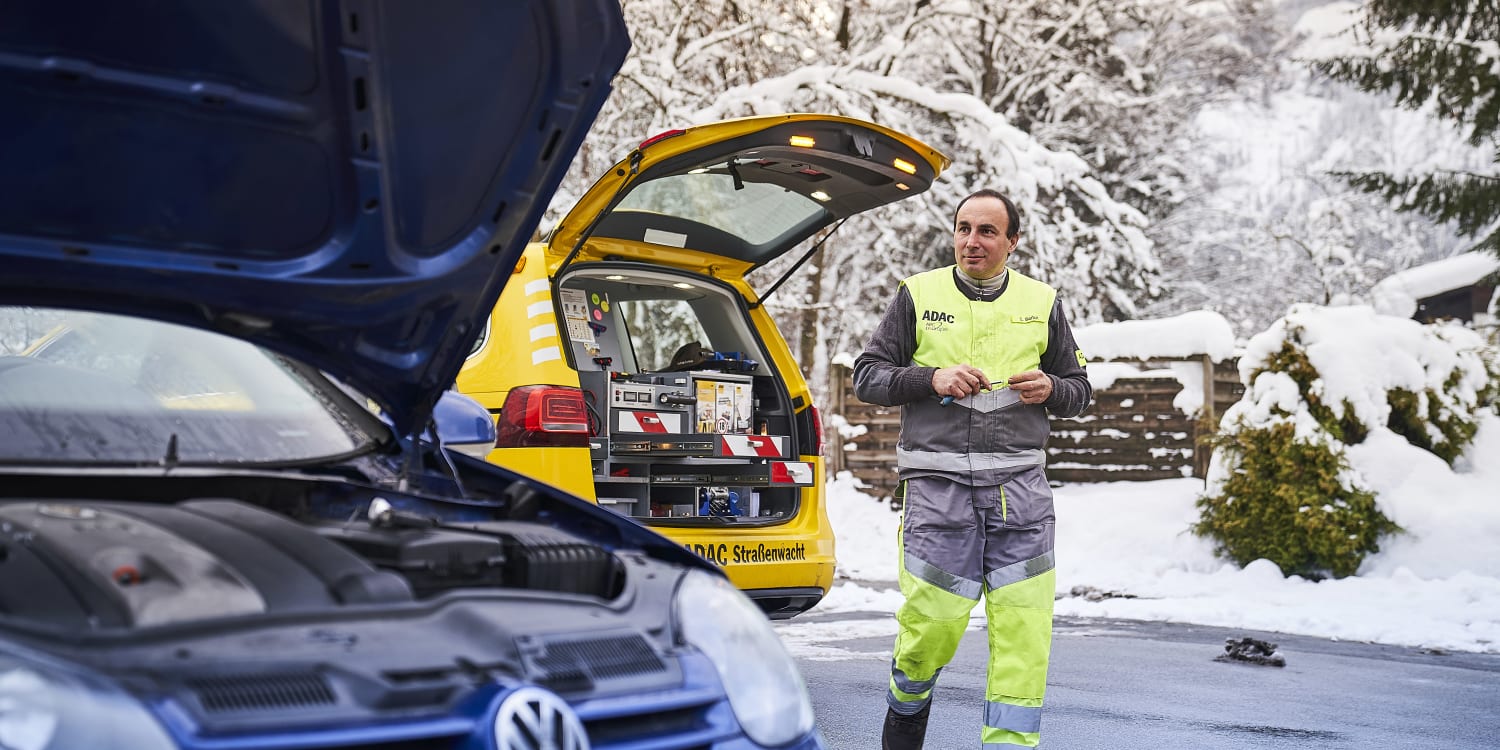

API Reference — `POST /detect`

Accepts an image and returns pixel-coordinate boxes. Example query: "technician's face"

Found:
[952,196,1015,280]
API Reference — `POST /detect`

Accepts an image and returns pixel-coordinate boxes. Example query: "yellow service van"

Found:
[457,114,948,617]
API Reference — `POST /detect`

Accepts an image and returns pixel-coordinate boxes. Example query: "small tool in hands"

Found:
[940,380,1008,406]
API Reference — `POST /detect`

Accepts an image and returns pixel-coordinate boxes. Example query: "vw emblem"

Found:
[493,686,590,750]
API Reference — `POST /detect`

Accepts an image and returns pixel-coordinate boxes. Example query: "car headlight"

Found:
[0,651,175,750]
[673,570,816,746]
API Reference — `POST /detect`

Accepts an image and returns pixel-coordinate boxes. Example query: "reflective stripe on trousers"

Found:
[887,660,943,715]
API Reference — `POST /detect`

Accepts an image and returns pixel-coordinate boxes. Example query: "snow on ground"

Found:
[788,411,1500,656]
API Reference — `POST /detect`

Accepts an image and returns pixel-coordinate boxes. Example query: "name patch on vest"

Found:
[1011,314,1045,324]
[921,309,955,331]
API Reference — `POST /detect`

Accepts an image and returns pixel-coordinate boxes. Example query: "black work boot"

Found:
[881,702,931,750]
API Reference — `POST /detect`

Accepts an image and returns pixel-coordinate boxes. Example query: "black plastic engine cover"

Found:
[319,521,625,599]
[452,521,624,599]
[314,525,509,599]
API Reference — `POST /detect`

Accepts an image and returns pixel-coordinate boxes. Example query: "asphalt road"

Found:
[786,612,1500,749]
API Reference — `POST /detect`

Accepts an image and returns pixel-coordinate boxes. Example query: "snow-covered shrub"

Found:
[1197,419,1394,579]
[1383,323,1500,463]
[1195,305,1498,579]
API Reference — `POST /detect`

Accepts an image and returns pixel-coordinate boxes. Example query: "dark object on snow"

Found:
[1060,584,1138,602]
[1216,637,1286,667]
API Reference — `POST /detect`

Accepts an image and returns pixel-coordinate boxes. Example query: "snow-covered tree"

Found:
[1144,1,1488,334]
[725,0,1277,325]
[1313,0,1500,260]
[549,0,1276,401]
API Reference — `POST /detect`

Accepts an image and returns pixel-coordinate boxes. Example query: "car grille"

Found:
[584,704,710,747]
[188,671,336,713]
[171,641,726,750]
[530,633,668,690]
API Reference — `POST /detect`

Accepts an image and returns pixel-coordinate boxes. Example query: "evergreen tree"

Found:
[1313,1,1500,258]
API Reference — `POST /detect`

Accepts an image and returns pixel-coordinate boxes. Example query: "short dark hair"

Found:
[953,189,1019,240]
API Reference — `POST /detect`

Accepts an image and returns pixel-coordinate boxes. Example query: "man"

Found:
[853,188,1091,749]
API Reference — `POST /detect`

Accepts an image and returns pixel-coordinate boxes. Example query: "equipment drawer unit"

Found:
[594,450,807,486]
[607,432,790,459]
[609,434,719,457]
[592,452,814,520]
[647,460,816,488]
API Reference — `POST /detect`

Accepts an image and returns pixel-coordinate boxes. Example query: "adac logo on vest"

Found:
[921,309,955,331]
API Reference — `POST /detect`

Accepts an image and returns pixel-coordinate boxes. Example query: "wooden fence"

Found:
[825,357,1244,498]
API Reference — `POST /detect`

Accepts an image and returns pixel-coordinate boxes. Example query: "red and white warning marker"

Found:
[719,434,787,457]
[770,461,815,485]
[613,410,683,434]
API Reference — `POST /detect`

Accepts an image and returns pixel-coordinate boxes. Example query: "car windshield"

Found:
[0,307,381,465]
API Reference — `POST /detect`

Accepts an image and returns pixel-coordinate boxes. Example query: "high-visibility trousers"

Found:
[885,471,1056,749]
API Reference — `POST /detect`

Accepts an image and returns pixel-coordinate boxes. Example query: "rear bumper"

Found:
[742,586,826,619]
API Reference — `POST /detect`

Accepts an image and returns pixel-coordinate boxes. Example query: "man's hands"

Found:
[932,365,990,400]
[932,365,1052,404]
[1007,369,1052,404]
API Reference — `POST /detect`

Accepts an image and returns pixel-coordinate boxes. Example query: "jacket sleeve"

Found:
[852,285,937,407]
[1040,298,1093,418]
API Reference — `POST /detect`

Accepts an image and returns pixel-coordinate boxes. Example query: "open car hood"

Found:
[0,0,630,437]
[551,114,950,273]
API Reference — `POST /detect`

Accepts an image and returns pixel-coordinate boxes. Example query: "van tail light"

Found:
[495,385,591,448]
[810,404,826,457]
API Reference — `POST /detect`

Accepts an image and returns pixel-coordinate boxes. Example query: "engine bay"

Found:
[0,495,625,632]
[0,471,703,735]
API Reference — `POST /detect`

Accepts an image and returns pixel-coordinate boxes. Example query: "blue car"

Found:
[0,2,824,749]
